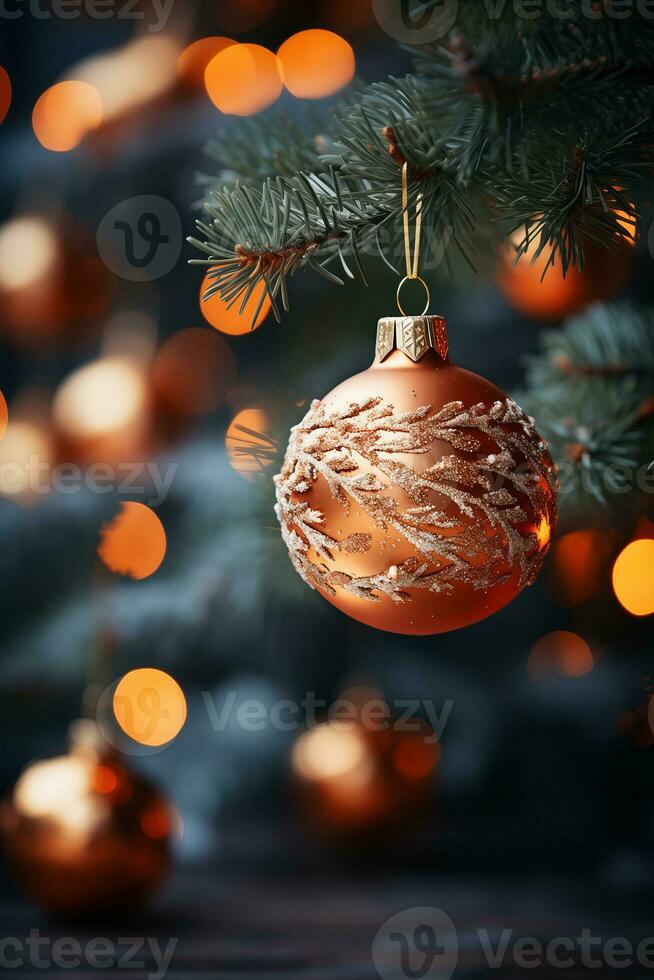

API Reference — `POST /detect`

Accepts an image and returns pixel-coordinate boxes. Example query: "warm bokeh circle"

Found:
[97,502,167,580]
[612,539,654,616]
[0,389,7,441]
[0,66,11,125]
[277,30,355,98]
[178,37,235,89]
[528,630,594,679]
[226,407,277,480]
[113,668,187,747]
[200,272,271,335]
[33,81,103,152]
[205,43,282,115]
[154,327,237,415]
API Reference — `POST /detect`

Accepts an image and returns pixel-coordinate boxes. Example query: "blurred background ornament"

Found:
[52,354,153,468]
[275,314,558,634]
[291,691,439,844]
[0,720,172,918]
[547,528,622,608]
[0,214,115,348]
[0,389,55,507]
[498,225,635,322]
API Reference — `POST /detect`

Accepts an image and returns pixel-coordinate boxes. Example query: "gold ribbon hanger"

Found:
[397,161,430,317]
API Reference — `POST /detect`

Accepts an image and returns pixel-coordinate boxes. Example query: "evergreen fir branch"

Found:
[526,304,654,385]
[189,15,654,318]
[188,171,390,322]
[495,122,648,273]
[411,35,653,177]
[195,102,346,194]
[520,304,654,515]
[429,2,654,67]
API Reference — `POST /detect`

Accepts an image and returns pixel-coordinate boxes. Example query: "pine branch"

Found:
[431,2,654,67]
[519,304,654,515]
[526,304,654,383]
[188,170,390,322]
[189,16,654,319]
[495,122,648,273]
[195,102,348,194]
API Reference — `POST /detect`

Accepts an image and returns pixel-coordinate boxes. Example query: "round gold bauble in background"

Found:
[0,721,172,918]
[292,713,439,843]
[275,315,558,635]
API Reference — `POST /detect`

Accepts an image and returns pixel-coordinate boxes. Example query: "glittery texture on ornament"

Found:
[274,317,558,635]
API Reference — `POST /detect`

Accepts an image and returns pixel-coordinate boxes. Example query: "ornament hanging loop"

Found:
[396,274,430,316]
[397,160,427,316]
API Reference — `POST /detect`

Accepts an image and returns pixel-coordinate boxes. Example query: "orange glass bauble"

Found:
[0,721,171,917]
[275,314,558,635]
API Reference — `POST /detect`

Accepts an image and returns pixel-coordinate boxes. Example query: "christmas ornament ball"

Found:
[292,714,439,842]
[0,722,171,917]
[275,315,557,635]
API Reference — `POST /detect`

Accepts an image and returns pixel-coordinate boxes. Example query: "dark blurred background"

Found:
[0,0,654,939]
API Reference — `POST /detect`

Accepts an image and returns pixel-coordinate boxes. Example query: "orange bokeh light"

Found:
[154,327,237,416]
[178,37,236,89]
[292,722,369,782]
[0,416,54,506]
[141,806,171,840]
[278,30,355,99]
[550,529,617,607]
[392,736,440,780]
[0,389,7,440]
[98,502,167,580]
[226,407,277,480]
[200,271,271,335]
[113,668,186,747]
[33,81,103,152]
[0,66,11,124]
[91,764,118,795]
[499,230,588,321]
[612,539,654,616]
[205,43,282,115]
[52,355,149,466]
[614,209,637,243]
[528,630,594,679]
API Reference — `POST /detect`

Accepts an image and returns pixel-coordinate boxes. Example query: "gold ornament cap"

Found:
[375,315,449,363]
